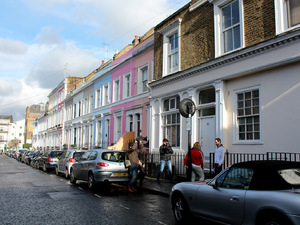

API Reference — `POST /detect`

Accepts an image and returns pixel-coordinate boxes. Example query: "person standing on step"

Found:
[157,138,174,183]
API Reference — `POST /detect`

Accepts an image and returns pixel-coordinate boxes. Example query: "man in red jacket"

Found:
[184,142,204,181]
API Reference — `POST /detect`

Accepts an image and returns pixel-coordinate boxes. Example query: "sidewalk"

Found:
[137,176,182,197]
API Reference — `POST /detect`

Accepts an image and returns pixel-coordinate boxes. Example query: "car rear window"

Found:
[102,152,125,162]
[50,151,64,157]
[74,152,85,160]
[278,169,300,185]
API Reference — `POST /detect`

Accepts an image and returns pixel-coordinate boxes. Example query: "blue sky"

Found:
[0,0,190,121]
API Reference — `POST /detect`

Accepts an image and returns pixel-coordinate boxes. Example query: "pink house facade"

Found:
[109,30,154,145]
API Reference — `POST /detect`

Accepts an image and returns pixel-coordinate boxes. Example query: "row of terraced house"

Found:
[32,0,300,166]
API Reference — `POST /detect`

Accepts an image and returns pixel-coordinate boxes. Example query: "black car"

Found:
[37,150,64,172]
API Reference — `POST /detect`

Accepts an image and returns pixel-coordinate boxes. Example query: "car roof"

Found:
[232,160,300,170]
[232,160,300,190]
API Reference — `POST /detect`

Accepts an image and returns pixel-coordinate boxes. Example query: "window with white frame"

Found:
[89,95,93,113]
[286,0,300,27]
[115,114,122,143]
[275,0,300,34]
[128,115,133,131]
[138,65,149,94]
[103,84,109,105]
[159,19,181,76]
[123,72,131,99]
[78,101,81,117]
[213,0,243,56]
[235,88,260,142]
[96,89,101,108]
[73,104,76,118]
[96,120,102,147]
[168,33,179,73]
[222,0,241,53]
[113,78,120,102]
[85,98,88,114]
[162,96,180,147]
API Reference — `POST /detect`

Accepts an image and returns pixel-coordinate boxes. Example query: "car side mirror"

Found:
[211,180,218,189]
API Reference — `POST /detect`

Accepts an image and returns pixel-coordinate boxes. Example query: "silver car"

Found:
[171,160,300,225]
[70,149,129,190]
[55,149,86,179]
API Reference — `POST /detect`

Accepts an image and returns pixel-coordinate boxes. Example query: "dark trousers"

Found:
[214,163,222,175]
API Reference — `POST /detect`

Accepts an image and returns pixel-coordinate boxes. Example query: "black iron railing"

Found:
[143,151,300,179]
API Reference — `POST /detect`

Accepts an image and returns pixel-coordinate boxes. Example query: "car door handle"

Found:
[230,196,239,201]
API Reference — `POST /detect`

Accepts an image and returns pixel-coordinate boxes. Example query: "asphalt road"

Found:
[0,154,177,225]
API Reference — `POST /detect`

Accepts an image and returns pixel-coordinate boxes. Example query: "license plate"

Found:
[113,173,128,177]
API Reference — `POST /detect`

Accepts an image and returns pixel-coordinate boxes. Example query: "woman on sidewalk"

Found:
[184,142,204,182]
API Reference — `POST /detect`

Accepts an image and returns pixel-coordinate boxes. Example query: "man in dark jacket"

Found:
[157,138,174,183]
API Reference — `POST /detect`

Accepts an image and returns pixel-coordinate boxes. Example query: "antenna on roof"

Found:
[102,42,109,62]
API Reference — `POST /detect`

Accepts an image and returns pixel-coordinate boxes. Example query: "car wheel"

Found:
[88,173,96,190]
[258,213,292,225]
[65,168,69,179]
[43,163,47,172]
[70,169,76,184]
[55,166,59,176]
[172,194,191,224]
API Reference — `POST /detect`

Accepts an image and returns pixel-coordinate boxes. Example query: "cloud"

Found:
[35,26,65,45]
[24,0,189,46]
[0,78,49,121]
[25,43,101,89]
[0,0,190,121]
[0,38,28,55]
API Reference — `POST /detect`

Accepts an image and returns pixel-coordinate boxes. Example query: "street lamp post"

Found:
[179,98,196,182]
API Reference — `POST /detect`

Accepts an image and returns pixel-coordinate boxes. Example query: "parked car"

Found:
[55,149,86,179]
[30,151,42,168]
[17,149,28,162]
[171,160,300,225]
[70,149,129,190]
[10,150,16,158]
[24,151,34,165]
[37,150,64,172]
[20,150,29,163]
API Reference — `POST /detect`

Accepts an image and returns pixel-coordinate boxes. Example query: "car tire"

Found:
[258,213,292,225]
[65,168,69,179]
[70,169,76,184]
[55,166,59,176]
[88,173,96,190]
[172,194,191,224]
[43,163,47,172]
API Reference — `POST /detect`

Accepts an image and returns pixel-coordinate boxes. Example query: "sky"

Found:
[0,0,190,122]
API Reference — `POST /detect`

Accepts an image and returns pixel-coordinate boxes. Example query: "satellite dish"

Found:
[179,98,196,118]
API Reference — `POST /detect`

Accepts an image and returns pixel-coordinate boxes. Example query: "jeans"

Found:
[160,160,172,173]
[129,164,139,186]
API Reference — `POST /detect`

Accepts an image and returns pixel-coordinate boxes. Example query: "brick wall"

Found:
[181,2,214,71]
[244,0,275,46]
[154,0,276,80]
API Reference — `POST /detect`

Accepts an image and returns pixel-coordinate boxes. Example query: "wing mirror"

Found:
[211,180,218,189]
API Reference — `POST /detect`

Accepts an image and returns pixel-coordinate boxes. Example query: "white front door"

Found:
[199,116,216,161]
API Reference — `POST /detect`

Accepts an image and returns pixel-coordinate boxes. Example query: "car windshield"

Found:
[102,152,125,162]
[278,169,300,185]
